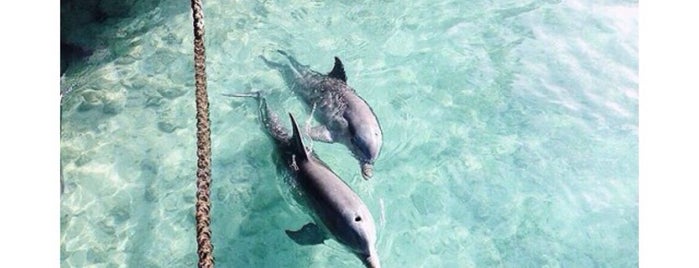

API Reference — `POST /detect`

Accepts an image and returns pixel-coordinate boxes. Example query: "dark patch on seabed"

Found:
[59,0,163,74]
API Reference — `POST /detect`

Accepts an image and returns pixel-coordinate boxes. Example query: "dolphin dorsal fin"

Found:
[288,113,309,161]
[328,57,347,82]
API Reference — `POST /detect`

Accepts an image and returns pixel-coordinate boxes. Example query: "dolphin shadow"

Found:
[210,132,316,267]
[123,157,175,267]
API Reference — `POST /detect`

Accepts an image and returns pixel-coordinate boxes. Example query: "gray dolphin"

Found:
[260,50,383,180]
[228,92,381,268]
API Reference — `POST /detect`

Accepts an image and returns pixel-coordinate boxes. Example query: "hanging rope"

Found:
[191,0,214,267]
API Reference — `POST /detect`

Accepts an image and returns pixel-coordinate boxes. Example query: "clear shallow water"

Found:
[60,0,638,267]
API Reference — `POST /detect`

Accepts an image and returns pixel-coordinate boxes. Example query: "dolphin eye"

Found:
[355,216,362,222]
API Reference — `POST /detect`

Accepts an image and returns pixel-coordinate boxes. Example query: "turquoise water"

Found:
[60,0,638,267]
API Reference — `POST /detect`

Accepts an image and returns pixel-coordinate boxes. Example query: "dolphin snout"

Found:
[361,253,381,268]
[361,162,374,180]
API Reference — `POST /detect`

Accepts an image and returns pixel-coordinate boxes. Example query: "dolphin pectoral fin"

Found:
[285,223,327,245]
[307,125,335,143]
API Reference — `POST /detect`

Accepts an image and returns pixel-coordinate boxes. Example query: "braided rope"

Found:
[191,0,214,267]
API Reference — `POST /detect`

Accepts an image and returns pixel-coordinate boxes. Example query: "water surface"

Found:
[60,0,638,267]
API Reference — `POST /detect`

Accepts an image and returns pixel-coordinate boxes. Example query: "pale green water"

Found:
[60,0,638,267]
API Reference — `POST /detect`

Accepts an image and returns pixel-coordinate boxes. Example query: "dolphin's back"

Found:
[263,51,354,125]
[297,158,364,217]
[295,157,375,249]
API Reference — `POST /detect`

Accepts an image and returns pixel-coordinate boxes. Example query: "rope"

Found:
[191,0,214,267]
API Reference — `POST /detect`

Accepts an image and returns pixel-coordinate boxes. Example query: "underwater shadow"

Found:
[60,0,190,75]
[210,135,312,267]
[123,157,163,267]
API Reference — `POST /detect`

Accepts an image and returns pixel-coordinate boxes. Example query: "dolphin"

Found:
[227,92,381,268]
[260,50,383,180]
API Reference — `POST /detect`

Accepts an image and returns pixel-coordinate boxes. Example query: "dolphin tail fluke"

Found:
[289,113,310,161]
[285,223,327,245]
[276,50,310,71]
[224,91,288,142]
[259,49,294,69]
[222,91,266,116]
[276,49,290,57]
[222,91,262,99]
[259,54,285,69]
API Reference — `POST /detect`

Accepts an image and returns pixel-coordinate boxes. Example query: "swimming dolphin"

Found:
[227,92,381,268]
[260,50,383,180]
